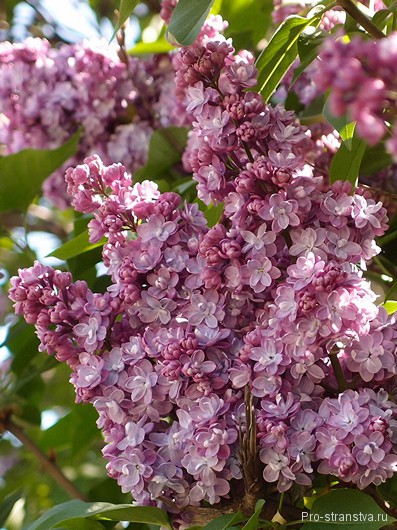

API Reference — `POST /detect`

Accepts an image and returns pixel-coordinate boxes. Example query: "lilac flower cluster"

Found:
[315,33,397,160]
[0,38,185,207]
[272,0,346,29]
[271,0,384,27]
[8,33,397,515]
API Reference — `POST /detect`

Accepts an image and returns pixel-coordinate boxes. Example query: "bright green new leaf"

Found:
[382,300,397,314]
[302,489,395,530]
[242,499,266,530]
[166,0,215,46]
[48,230,105,260]
[0,130,80,212]
[112,0,139,40]
[323,98,356,150]
[27,500,172,530]
[129,39,175,55]
[255,14,320,102]
[329,133,366,187]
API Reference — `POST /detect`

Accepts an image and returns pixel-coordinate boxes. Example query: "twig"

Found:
[365,485,397,520]
[5,417,88,501]
[329,348,347,392]
[337,0,386,39]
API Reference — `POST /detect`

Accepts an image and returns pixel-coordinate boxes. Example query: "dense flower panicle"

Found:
[272,0,346,32]
[272,0,384,26]
[315,32,397,160]
[160,0,178,24]
[175,37,311,205]
[0,39,188,207]
[8,27,397,516]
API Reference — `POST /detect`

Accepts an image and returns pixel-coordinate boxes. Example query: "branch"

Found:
[237,386,265,516]
[337,0,386,39]
[365,485,397,521]
[5,416,88,501]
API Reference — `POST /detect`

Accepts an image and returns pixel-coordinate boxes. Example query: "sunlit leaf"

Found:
[382,300,397,314]
[112,0,139,39]
[48,230,105,260]
[329,133,366,187]
[255,14,321,101]
[323,98,355,150]
[129,39,175,55]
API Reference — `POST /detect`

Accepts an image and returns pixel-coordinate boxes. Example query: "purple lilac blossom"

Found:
[7,15,397,519]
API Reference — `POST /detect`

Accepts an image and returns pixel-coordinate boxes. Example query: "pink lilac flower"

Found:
[8,23,397,517]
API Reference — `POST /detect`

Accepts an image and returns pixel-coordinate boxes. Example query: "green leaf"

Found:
[48,230,105,260]
[201,511,246,530]
[377,228,397,247]
[255,14,320,102]
[292,30,325,85]
[372,1,397,27]
[173,177,196,196]
[384,279,397,302]
[378,475,397,508]
[41,405,99,456]
[129,39,175,55]
[135,127,188,181]
[0,130,80,212]
[0,490,22,526]
[242,499,266,530]
[27,501,172,530]
[299,94,327,123]
[302,489,395,530]
[323,98,356,150]
[204,202,223,227]
[329,133,366,187]
[221,0,273,51]
[112,0,139,39]
[359,143,393,175]
[56,519,105,530]
[7,320,40,376]
[166,0,215,46]
[18,403,42,426]
[372,8,393,29]
[382,300,397,314]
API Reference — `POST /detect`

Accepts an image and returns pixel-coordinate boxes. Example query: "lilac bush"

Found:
[8,26,397,522]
